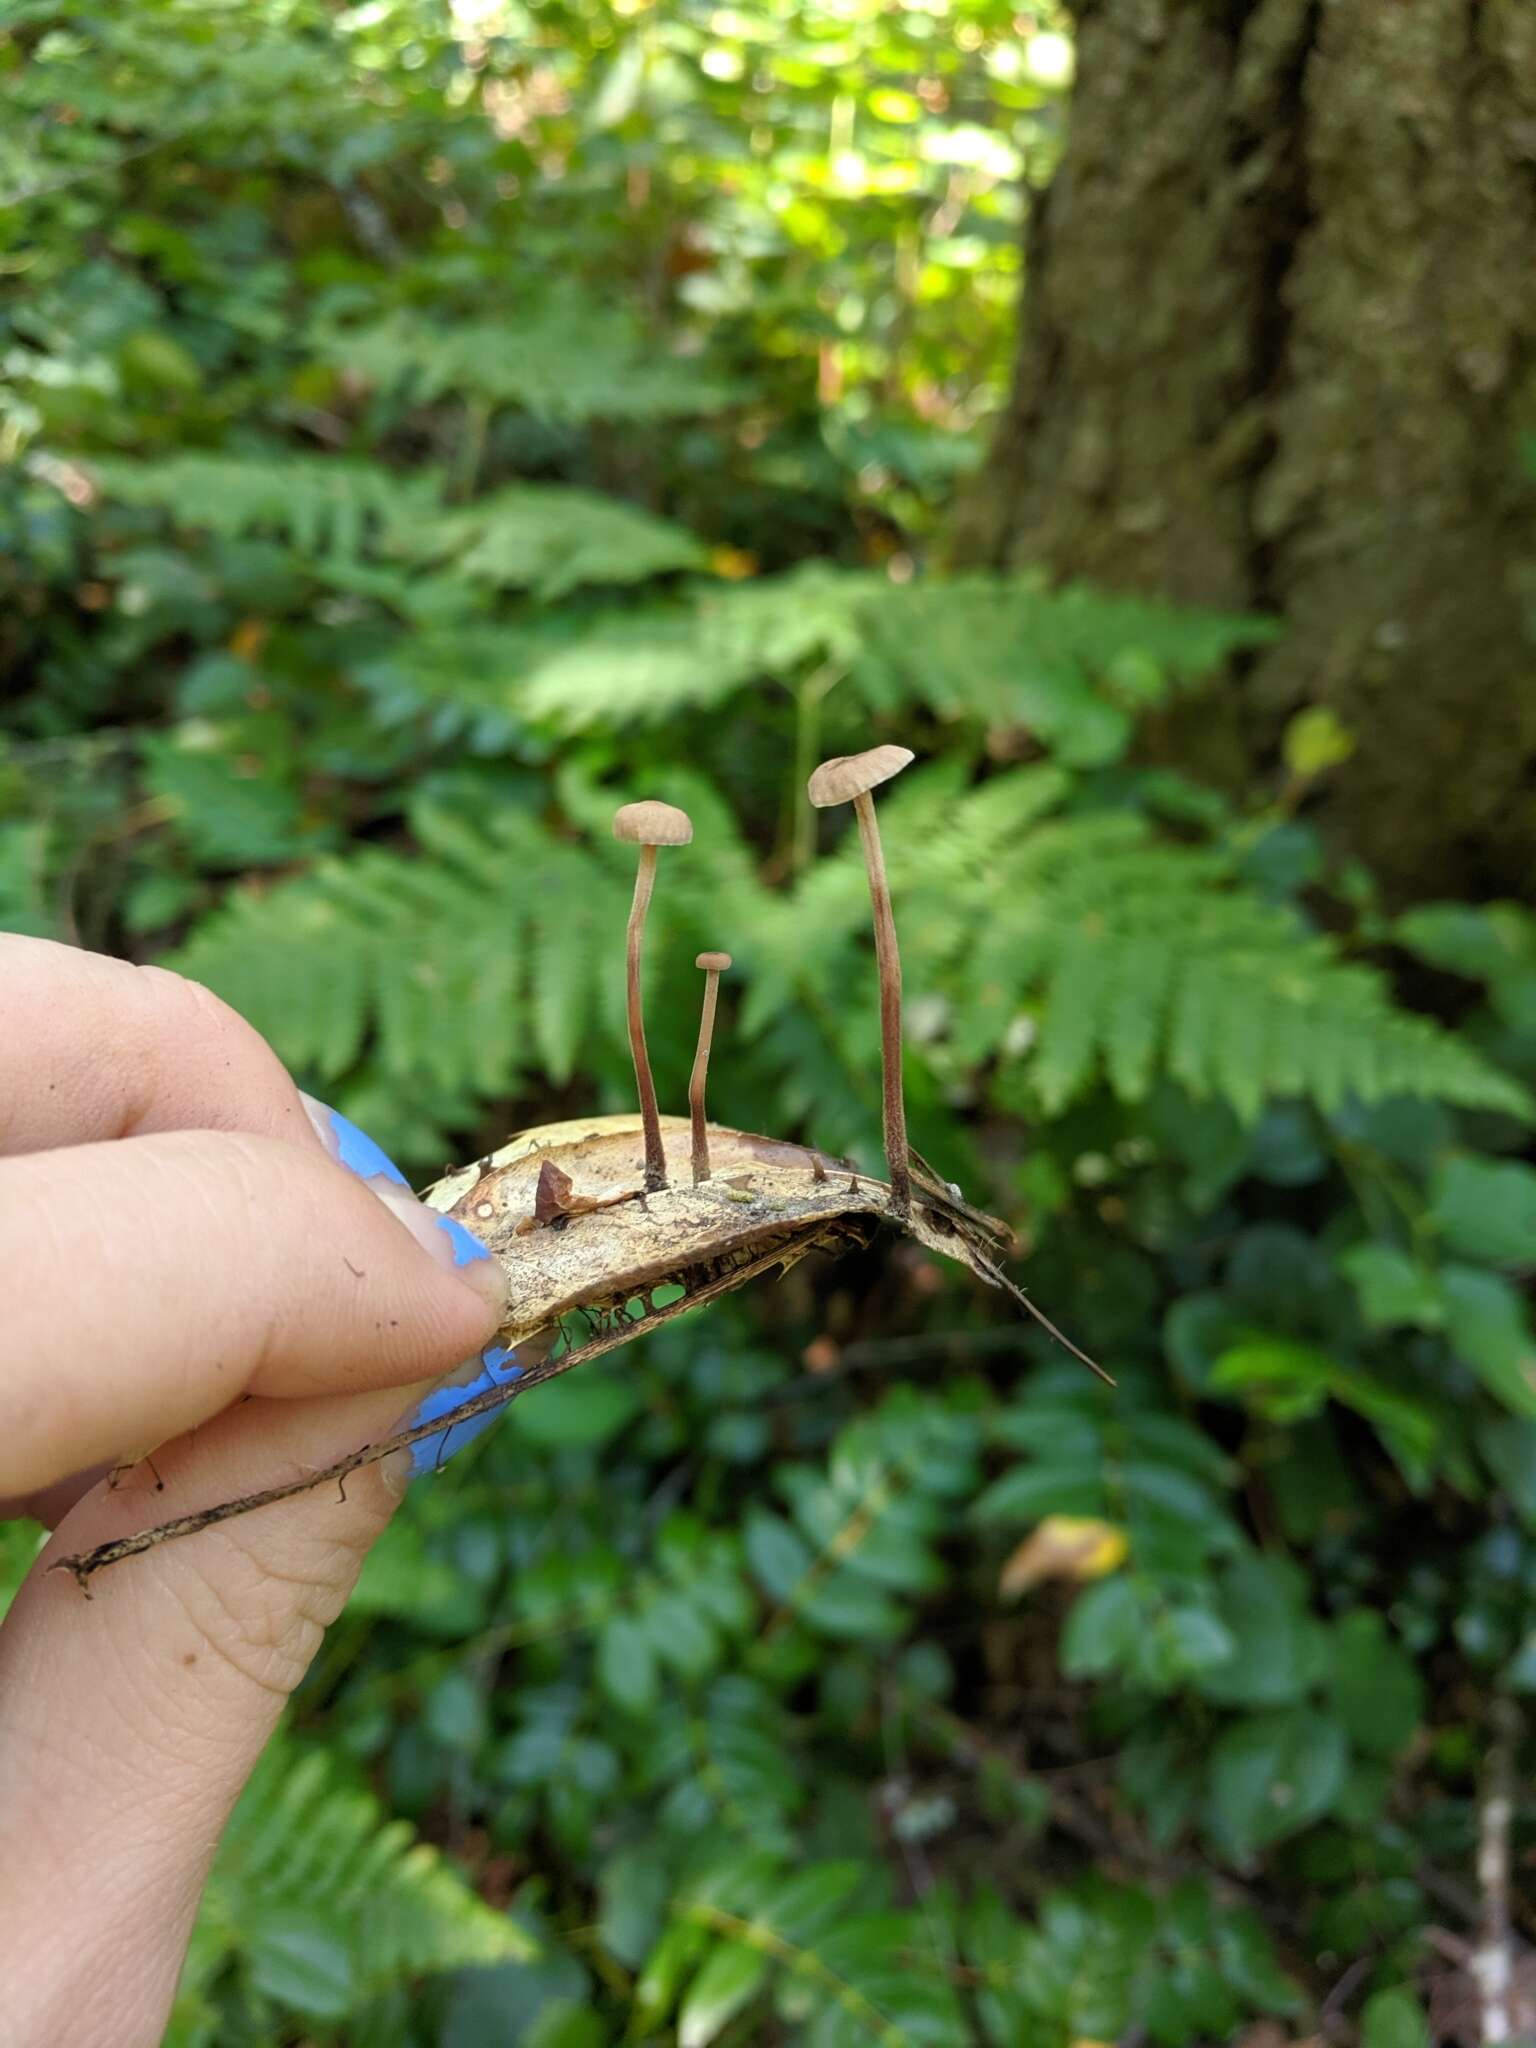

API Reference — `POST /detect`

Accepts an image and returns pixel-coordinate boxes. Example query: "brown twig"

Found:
[1472,1691,1520,2044]
[53,1233,825,1591]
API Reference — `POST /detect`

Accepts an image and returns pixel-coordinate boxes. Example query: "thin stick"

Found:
[624,845,666,1191]
[53,1234,830,1591]
[854,788,910,1218]
[968,1247,1116,1385]
[1471,1692,1519,2044]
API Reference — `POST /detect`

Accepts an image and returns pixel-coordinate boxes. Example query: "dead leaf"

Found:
[999,1516,1129,1599]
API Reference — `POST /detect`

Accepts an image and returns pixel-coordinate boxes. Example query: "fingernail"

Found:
[300,1095,508,1318]
[380,1341,530,1497]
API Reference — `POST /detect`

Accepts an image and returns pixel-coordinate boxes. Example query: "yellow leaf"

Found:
[708,544,758,581]
[1282,705,1354,780]
[998,1515,1128,1599]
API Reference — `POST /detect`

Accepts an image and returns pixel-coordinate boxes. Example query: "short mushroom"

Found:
[807,744,915,1216]
[689,951,732,1184]
[613,799,694,1191]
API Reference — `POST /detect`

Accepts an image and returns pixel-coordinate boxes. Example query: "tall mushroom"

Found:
[689,951,732,1184]
[613,799,694,1192]
[807,744,914,1217]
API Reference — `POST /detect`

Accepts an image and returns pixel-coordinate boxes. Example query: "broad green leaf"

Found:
[1339,1243,1444,1330]
[972,1461,1104,1524]
[1196,1555,1324,1708]
[511,1366,642,1449]
[743,1511,814,1601]
[597,1614,660,1715]
[1144,1605,1238,1687]
[678,1942,770,2047]
[798,1571,906,1642]
[1207,1709,1348,1857]
[1060,1575,1141,1679]
[1360,1987,1430,2048]
[1430,1153,1536,1267]
[1442,1265,1536,1417]
[597,1846,670,1969]
[641,1589,720,1680]
[1326,1611,1424,1757]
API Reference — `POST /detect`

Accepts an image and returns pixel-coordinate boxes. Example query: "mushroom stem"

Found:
[624,846,667,1191]
[853,788,910,1218]
[689,960,725,1184]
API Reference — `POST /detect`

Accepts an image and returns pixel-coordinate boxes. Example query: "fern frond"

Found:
[169,1740,532,2042]
[170,806,634,1115]
[91,452,442,556]
[313,298,738,421]
[406,484,709,598]
[170,764,1529,1152]
[851,574,1276,767]
[977,818,1533,1123]
[654,1854,968,2048]
[347,566,1268,771]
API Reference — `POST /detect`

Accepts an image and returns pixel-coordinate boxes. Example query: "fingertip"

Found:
[298,1098,508,1326]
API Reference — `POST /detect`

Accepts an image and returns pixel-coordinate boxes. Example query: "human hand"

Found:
[0,937,509,2047]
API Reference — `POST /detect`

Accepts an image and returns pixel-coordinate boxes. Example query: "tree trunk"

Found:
[961,0,1536,903]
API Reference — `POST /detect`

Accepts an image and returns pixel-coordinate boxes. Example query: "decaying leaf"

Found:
[55,1112,1106,1589]
[425,1113,1046,1351]
[997,1515,1129,1599]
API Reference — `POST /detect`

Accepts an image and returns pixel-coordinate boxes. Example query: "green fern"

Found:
[170,800,632,1102]
[166,1739,533,2046]
[641,1854,967,2048]
[90,452,442,556]
[409,484,709,598]
[313,298,739,421]
[345,566,1272,767]
[745,766,1533,1127]
[855,573,1277,767]
[170,763,1530,1158]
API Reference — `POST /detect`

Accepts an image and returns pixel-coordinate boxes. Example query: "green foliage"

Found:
[169,1742,534,2046]
[5,3,1534,2045]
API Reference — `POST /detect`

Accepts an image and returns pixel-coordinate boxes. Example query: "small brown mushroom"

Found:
[613,800,694,1191]
[807,744,914,1216]
[689,951,732,1184]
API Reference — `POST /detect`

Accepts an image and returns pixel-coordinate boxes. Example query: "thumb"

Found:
[0,1109,510,2044]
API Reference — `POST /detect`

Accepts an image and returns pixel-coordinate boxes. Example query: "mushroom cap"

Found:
[696,950,733,972]
[612,799,694,847]
[806,744,914,808]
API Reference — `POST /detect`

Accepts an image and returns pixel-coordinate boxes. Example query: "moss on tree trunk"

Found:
[961,0,1536,901]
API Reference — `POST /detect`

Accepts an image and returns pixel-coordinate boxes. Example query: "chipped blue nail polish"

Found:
[326,1107,411,1187]
[308,1097,521,1478]
[311,1105,524,1474]
[405,1343,524,1474]
[437,1212,495,1268]
[316,1101,495,1272]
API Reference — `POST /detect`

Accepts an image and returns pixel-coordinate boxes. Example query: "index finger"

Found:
[0,935,318,1157]
[0,1127,505,1497]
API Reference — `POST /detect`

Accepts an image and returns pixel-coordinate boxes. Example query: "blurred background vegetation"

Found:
[3,2,1536,2043]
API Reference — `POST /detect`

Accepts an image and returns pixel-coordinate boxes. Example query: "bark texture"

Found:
[963,0,1536,901]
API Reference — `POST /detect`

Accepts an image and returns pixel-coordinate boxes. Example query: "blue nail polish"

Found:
[326,1107,410,1187]
[320,1104,494,1269]
[405,1344,524,1474]
[436,1213,495,1267]
[312,1098,519,1475]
